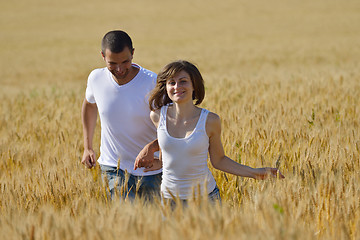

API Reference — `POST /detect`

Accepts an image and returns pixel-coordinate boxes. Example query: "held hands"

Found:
[134,144,156,170]
[143,158,162,172]
[134,155,162,172]
[254,167,285,180]
[81,149,96,169]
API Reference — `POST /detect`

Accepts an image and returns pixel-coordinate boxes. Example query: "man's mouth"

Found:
[115,70,128,79]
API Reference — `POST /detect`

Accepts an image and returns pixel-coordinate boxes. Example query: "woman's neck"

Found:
[170,102,198,121]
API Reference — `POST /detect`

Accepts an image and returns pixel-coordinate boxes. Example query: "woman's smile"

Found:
[166,70,194,103]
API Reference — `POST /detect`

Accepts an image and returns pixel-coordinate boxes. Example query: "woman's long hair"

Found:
[149,60,205,111]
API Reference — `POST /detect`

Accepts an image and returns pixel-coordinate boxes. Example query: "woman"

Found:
[136,60,284,202]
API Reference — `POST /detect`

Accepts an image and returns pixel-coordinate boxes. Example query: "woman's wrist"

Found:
[148,139,159,152]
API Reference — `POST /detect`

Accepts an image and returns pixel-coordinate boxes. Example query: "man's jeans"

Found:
[100,164,162,201]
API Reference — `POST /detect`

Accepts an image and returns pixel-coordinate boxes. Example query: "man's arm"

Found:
[81,98,98,169]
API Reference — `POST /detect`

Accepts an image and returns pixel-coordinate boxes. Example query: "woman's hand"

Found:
[254,168,285,180]
[134,139,159,170]
[143,158,162,172]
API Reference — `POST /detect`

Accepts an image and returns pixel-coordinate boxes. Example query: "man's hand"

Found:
[81,149,96,169]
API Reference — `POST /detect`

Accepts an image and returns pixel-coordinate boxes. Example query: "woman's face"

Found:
[166,70,194,104]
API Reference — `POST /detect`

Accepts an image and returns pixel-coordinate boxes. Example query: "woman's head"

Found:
[149,60,205,111]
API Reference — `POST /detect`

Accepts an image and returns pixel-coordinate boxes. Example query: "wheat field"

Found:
[1,0,360,239]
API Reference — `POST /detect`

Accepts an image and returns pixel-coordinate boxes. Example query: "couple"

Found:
[81,30,284,202]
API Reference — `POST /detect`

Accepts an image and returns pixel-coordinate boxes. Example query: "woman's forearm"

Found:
[212,156,257,178]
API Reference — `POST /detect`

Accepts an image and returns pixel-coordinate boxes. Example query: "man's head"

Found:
[101,30,135,82]
[101,30,133,54]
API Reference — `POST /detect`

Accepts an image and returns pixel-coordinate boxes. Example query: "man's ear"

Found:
[101,51,105,60]
[131,48,135,56]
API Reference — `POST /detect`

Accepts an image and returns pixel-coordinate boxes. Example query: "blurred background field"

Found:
[1,0,359,239]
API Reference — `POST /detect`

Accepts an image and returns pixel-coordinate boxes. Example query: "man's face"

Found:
[102,47,134,81]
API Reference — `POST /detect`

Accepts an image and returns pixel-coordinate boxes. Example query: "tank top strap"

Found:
[197,108,210,132]
[158,105,169,128]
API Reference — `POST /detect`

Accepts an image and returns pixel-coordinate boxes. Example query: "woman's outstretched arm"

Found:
[207,112,284,179]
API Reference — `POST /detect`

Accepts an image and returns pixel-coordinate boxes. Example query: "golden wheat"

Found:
[1,0,359,239]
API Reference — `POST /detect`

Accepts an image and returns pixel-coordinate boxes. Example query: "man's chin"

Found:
[115,75,125,80]
[114,73,127,80]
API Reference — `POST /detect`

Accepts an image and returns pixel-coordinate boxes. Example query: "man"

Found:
[81,30,162,200]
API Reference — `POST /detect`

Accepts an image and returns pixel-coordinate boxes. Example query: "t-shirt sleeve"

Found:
[150,72,157,89]
[85,72,96,104]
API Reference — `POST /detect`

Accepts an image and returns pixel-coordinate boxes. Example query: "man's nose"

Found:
[115,65,122,72]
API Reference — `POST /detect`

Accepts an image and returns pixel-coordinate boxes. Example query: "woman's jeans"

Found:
[100,164,162,201]
[162,186,222,209]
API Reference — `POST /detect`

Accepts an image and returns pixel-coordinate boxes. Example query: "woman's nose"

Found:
[174,81,181,89]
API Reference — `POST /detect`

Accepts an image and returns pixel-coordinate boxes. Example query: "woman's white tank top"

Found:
[158,105,217,199]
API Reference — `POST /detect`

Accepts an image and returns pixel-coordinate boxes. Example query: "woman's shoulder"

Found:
[205,110,221,135]
[205,110,221,122]
[150,108,161,117]
[150,108,161,125]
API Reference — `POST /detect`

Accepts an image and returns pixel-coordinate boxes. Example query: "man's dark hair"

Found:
[101,30,133,54]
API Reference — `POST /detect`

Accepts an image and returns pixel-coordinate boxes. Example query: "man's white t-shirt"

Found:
[85,63,161,176]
